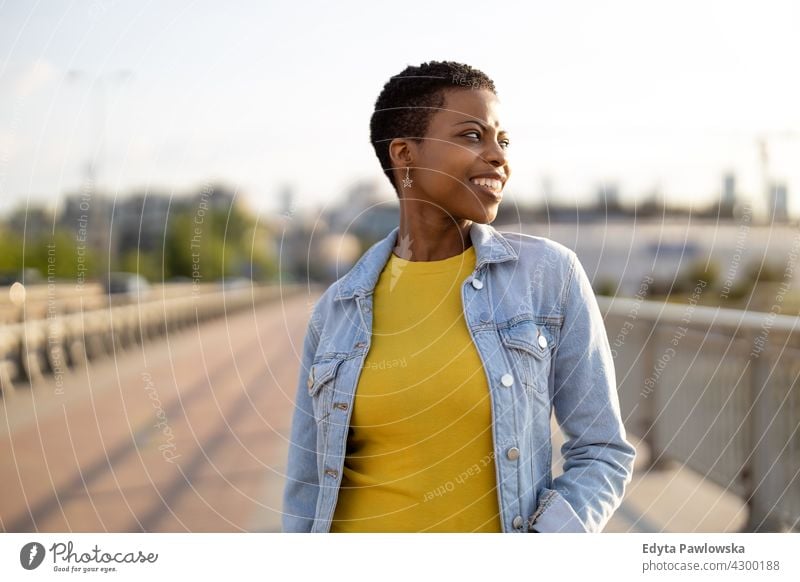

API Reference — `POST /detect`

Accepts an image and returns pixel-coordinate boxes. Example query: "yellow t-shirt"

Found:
[329,244,502,532]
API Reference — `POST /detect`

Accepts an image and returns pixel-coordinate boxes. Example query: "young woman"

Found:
[282,60,636,533]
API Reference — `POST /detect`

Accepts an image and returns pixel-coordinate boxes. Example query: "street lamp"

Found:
[66,68,133,192]
[66,69,133,274]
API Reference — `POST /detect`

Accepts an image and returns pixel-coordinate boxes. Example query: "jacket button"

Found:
[538,334,548,348]
[471,278,484,290]
[500,373,514,387]
[334,402,348,411]
[325,468,338,478]
[355,341,367,349]
[306,371,314,390]
[479,311,491,322]
[512,515,524,529]
[506,446,520,460]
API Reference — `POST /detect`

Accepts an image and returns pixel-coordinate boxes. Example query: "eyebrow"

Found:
[453,120,507,134]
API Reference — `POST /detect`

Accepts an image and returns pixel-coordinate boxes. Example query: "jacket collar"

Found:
[334,221,518,301]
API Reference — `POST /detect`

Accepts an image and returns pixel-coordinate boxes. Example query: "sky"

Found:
[1,0,799,219]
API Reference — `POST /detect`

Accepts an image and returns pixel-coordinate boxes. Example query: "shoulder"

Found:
[494,229,578,276]
[308,253,368,337]
[307,280,340,336]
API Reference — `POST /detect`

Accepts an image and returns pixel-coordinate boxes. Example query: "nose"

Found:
[483,138,508,170]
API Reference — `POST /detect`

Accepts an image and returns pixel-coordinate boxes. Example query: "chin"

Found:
[472,203,500,224]
[447,200,499,224]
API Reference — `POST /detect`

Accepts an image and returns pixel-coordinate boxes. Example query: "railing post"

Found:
[0,327,20,397]
[641,319,671,470]
[744,349,791,532]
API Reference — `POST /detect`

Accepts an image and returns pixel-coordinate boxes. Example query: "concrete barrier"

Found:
[599,295,800,532]
[0,284,298,398]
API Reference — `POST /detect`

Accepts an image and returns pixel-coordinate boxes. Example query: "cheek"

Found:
[422,145,477,188]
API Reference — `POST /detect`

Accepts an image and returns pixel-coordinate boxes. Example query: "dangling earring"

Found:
[402,166,413,188]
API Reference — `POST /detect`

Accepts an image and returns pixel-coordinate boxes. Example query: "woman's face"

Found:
[391,87,511,224]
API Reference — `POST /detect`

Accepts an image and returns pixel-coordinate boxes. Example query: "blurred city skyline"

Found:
[1,0,799,220]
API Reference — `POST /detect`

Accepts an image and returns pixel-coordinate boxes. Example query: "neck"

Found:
[394,204,473,262]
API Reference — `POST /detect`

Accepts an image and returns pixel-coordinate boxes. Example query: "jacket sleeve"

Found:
[529,250,636,533]
[281,316,321,532]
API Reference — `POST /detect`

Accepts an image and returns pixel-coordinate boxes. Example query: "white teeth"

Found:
[470,177,502,192]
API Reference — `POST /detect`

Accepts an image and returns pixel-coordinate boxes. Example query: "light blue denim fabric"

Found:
[282,222,636,533]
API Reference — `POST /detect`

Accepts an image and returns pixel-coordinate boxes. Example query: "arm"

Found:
[529,250,636,533]
[281,316,321,532]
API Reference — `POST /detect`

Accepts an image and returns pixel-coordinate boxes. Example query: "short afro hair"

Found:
[370,60,497,197]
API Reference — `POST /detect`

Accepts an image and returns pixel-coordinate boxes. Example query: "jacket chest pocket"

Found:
[498,320,555,395]
[307,357,345,440]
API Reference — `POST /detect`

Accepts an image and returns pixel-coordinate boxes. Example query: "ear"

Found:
[388,138,416,194]
[388,137,414,169]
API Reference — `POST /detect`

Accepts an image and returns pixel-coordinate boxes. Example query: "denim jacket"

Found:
[282,221,636,533]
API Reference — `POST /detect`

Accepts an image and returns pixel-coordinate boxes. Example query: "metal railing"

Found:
[598,295,800,532]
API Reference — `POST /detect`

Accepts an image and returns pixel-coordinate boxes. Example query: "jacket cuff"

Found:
[527,488,589,533]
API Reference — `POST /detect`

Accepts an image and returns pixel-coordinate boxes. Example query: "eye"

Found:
[463,130,510,149]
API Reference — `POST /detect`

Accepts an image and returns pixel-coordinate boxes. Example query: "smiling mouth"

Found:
[469,178,503,201]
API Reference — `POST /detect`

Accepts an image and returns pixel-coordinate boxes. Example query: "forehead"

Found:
[430,88,504,129]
